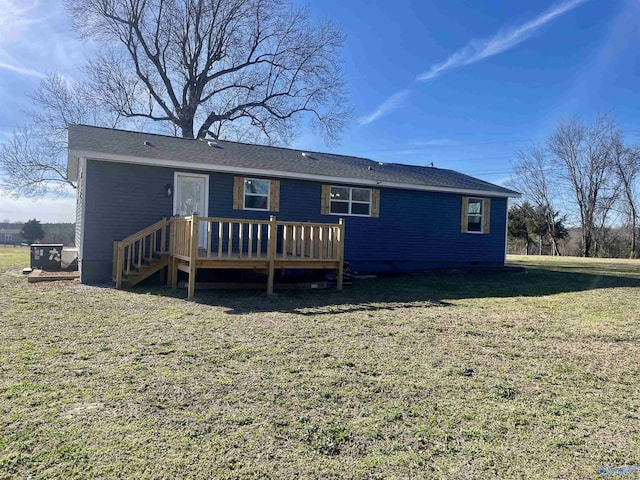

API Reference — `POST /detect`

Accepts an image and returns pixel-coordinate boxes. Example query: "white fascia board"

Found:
[78,157,87,262]
[69,149,521,199]
[67,152,79,181]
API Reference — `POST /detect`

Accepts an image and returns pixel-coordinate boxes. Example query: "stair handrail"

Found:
[120,217,170,245]
[114,217,170,288]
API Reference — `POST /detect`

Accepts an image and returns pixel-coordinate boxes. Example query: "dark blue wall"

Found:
[80,160,507,283]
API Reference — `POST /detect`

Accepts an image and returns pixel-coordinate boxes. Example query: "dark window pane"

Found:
[330,187,349,200]
[330,201,349,214]
[352,188,371,202]
[245,195,268,210]
[245,179,269,195]
[352,202,370,215]
[468,215,482,232]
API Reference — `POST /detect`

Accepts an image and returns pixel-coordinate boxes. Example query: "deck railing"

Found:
[113,217,170,288]
[171,217,193,259]
[183,216,344,261]
[114,214,344,297]
[279,221,341,260]
[197,217,272,260]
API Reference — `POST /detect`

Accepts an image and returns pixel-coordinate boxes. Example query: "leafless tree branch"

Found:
[547,113,621,257]
[66,0,351,143]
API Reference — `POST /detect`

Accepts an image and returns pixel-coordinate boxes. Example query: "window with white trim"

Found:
[4,234,12,240]
[330,186,372,216]
[466,198,484,232]
[244,178,270,210]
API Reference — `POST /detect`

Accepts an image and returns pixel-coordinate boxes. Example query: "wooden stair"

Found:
[113,217,172,290]
[114,253,169,288]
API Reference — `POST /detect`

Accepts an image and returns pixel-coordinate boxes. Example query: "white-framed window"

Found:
[467,198,484,233]
[4,234,12,240]
[461,197,491,234]
[330,186,372,216]
[244,178,270,211]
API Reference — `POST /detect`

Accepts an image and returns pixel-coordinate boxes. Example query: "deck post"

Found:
[169,217,177,288]
[115,241,124,289]
[112,242,117,280]
[160,217,167,253]
[336,218,345,291]
[267,215,277,295]
[188,214,199,299]
[170,257,178,290]
[167,218,173,286]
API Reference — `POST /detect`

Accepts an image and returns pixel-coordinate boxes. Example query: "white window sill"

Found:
[327,212,372,218]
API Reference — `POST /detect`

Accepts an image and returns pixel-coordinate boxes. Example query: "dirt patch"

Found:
[62,402,106,418]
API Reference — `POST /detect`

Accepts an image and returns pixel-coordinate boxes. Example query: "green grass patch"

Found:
[1,250,639,478]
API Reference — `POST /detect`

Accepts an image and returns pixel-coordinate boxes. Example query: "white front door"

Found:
[174,173,209,248]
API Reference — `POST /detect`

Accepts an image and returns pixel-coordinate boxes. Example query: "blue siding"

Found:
[80,160,507,283]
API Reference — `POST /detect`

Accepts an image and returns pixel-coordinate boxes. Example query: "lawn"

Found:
[1,249,639,479]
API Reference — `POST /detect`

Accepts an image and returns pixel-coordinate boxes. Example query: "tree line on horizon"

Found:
[0,220,75,246]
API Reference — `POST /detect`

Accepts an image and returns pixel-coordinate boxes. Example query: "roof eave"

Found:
[69,149,521,198]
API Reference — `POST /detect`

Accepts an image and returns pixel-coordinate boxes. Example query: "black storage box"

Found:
[30,244,63,270]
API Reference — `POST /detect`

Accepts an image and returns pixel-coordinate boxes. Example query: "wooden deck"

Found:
[113,215,345,298]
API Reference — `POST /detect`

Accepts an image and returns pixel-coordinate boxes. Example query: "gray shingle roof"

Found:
[68,124,519,197]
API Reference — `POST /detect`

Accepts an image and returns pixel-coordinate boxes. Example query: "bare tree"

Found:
[592,180,621,257]
[29,74,126,155]
[547,114,620,257]
[612,141,640,257]
[1,0,349,197]
[0,127,74,196]
[0,74,123,196]
[66,0,350,143]
[510,146,563,255]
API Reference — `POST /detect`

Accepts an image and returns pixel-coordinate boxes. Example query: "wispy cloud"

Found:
[359,0,586,126]
[0,60,45,78]
[0,0,47,78]
[0,0,41,44]
[358,90,410,125]
[410,138,455,147]
[417,0,587,81]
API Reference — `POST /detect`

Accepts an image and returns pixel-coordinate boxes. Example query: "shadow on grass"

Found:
[130,266,640,315]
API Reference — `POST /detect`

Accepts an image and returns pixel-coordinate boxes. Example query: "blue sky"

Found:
[1,0,639,222]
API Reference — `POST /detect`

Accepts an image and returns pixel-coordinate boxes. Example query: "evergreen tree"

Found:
[20,219,45,244]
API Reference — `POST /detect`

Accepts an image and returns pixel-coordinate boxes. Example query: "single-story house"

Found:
[0,229,25,246]
[67,124,520,291]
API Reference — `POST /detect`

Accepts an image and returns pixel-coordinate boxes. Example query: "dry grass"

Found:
[1,250,639,478]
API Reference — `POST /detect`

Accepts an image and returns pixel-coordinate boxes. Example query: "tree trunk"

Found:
[582,230,592,257]
[179,117,195,138]
[630,208,638,259]
[539,235,543,255]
